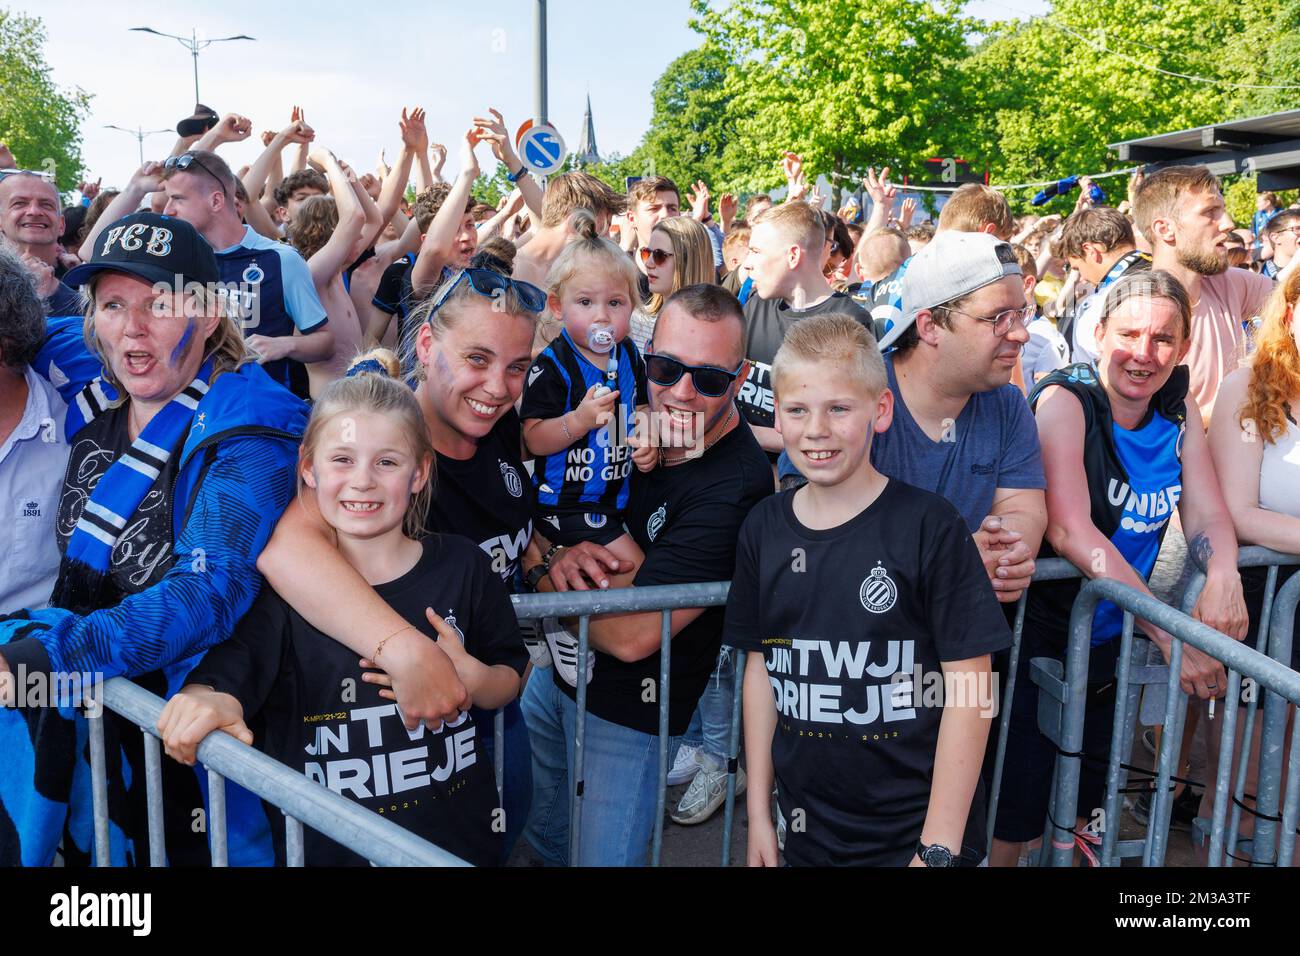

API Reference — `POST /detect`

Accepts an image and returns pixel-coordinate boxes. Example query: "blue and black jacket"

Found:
[0,315,308,867]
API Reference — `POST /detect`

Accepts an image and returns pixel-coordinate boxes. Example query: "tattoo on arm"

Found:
[1190,532,1214,571]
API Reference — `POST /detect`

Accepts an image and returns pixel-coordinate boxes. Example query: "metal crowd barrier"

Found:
[1040,548,1300,868]
[82,548,1300,869]
[87,677,469,867]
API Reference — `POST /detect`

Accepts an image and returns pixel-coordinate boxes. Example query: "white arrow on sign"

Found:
[518,123,567,176]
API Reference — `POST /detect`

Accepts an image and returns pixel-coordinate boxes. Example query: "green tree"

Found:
[0,9,90,192]
[954,0,1285,209]
[636,45,737,192]
[689,0,973,205]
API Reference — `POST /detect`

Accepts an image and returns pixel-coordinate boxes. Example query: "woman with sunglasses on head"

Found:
[256,246,546,861]
[991,270,1247,865]
[630,216,716,354]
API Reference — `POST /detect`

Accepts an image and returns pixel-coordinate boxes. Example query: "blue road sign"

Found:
[519,124,567,175]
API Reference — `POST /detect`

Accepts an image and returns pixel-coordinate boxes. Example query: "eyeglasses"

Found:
[427,267,547,321]
[935,303,1035,336]
[644,348,746,398]
[164,153,228,197]
[639,247,674,267]
[0,168,54,182]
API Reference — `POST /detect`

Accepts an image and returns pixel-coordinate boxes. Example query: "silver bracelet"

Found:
[560,413,574,443]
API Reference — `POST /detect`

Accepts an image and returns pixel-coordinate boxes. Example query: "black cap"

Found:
[177,103,219,138]
[64,212,219,290]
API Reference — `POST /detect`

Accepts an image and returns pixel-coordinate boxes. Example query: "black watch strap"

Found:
[524,564,550,592]
[916,840,956,867]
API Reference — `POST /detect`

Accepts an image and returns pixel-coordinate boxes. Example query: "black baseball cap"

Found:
[178,103,219,138]
[64,211,219,289]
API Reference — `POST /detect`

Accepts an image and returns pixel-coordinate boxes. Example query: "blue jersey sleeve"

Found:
[0,433,298,680]
[274,245,328,333]
[33,315,110,408]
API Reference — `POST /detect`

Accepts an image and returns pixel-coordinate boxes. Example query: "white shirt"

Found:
[0,367,69,612]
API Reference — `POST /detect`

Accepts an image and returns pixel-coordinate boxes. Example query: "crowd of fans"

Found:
[0,96,1298,868]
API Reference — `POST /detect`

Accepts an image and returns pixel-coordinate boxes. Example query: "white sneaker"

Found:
[519,620,552,668]
[543,617,594,688]
[667,743,701,786]
[670,757,746,826]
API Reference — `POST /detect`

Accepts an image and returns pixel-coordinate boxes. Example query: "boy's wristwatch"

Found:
[916,841,956,867]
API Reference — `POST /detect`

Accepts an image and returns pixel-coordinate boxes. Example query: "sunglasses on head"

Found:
[644,346,745,398]
[428,267,548,321]
[164,153,228,196]
[639,246,674,267]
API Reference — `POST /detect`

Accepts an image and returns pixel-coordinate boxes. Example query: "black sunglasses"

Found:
[644,348,746,398]
[428,267,547,320]
[165,153,228,197]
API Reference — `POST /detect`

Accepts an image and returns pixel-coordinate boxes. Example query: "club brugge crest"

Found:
[859,562,897,614]
[500,460,523,498]
[585,513,608,529]
[647,504,667,542]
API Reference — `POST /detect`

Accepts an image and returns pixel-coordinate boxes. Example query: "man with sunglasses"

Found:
[874,231,1047,605]
[523,284,771,866]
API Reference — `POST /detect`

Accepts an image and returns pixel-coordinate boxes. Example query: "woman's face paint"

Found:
[170,316,198,366]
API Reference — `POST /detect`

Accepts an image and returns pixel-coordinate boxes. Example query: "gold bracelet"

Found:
[372,624,416,662]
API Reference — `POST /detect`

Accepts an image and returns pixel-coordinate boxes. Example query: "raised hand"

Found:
[781,151,804,186]
[863,166,896,207]
[0,142,15,169]
[458,127,483,182]
[400,106,429,153]
[899,196,918,229]
[430,143,447,175]
[216,113,253,144]
[471,107,519,168]
[688,180,711,220]
[719,192,738,228]
[78,177,102,201]
[129,160,167,195]
[359,171,381,200]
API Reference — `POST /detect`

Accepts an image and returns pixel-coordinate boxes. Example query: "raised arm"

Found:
[194,112,253,156]
[244,118,313,220]
[473,108,544,220]
[256,495,468,728]
[410,128,480,296]
[304,149,366,284]
[862,166,896,237]
[79,162,166,260]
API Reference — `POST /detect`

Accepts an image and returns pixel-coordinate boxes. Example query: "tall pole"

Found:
[192,29,201,103]
[534,0,548,125]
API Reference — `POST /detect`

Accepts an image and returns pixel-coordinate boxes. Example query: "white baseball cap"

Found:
[879,231,1021,350]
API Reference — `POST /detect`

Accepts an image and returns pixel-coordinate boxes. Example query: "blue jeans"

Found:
[776,449,802,482]
[521,671,680,867]
[681,647,737,767]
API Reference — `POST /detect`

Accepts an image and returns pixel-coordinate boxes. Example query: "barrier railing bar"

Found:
[1278,726,1300,868]
[1208,669,1243,868]
[142,729,166,866]
[1147,636,1189,867]
[1254,569,1300,864]
[569,615,590,867]
[651,608,672,867]
[986,591,1030,851]
[493,709,504,805]
[99,677,467,867]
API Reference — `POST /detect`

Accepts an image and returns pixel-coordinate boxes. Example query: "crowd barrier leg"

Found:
[721,648,745,867]
[208,769,228,866]
[1278,727,1300,867]
[142,729,166,866]
[1255,571,1300,864]
[568,615,590,867]
[284,811,305,867]
[1145,637,1188,867]
[651,609,672,867]
[1045,592,1098,866]
[1208,670,1245,867]
[1099,615,1142,867]
[1222,568,1274,864]
[985,592,1028,851]
[494,709,505,804]
[88,705,110,867]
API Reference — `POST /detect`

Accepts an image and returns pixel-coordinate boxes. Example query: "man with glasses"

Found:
[1263,209,1300,281]
[874,231,1047,605]
[521,283,771,866]
[0,170,82,317]
[80,151,332,399]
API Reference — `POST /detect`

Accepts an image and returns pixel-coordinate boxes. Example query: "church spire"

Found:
[576,92,600,166]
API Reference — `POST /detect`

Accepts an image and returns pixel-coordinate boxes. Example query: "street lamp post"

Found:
[104,125,174,166]
[129,26,256,104]
[534,0,547,125]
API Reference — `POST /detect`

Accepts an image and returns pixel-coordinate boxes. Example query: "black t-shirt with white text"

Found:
[738,292,875,431]
[557,417,773,735]
[185,534,527,867]
[725,481,1011,866]
[426,409,535,584]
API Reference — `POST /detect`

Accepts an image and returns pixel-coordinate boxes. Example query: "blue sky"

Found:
[13,0,1047,188]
